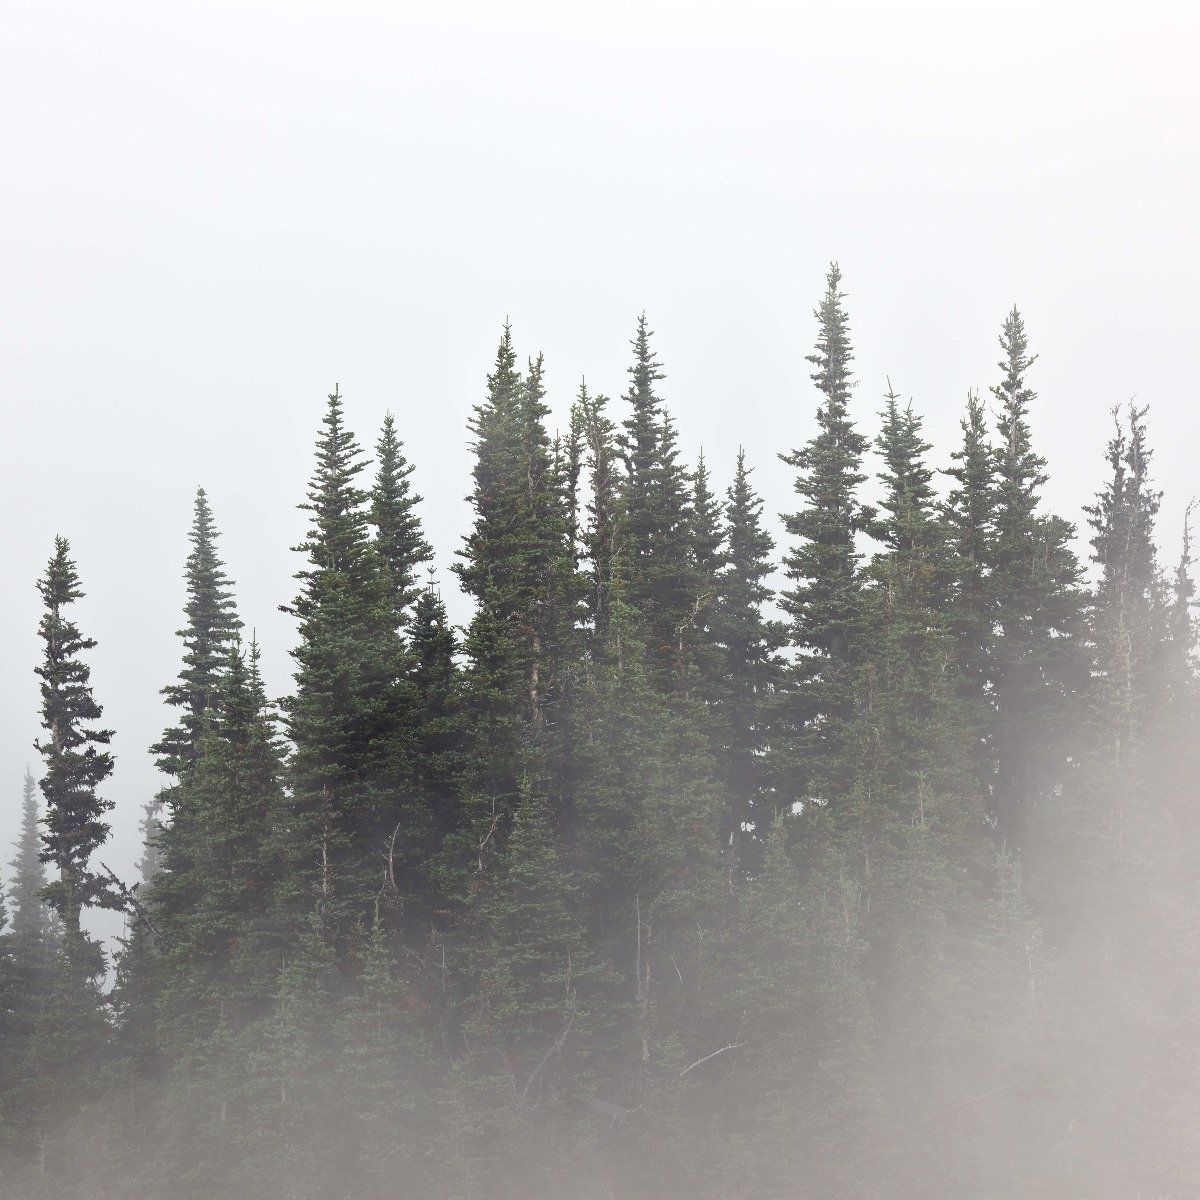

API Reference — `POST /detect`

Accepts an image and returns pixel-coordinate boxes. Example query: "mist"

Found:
[3,1,1200,1197]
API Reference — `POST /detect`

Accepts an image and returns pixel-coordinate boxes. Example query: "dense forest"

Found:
[2,266,1197,1199]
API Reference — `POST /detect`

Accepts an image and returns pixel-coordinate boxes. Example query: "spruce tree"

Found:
[153,487,242,777]
[154,642,284,1045]
[455,330,571,857]
[575,382,623,648]
[284,387,407,942]
[34,537,117,941]
[941,388,997,774]
[779,263,871,806]
[709,450,781,867]
[9,768,50,961]
[371,411,432,629]
[987,308,1086,843]
[618,315,694,686]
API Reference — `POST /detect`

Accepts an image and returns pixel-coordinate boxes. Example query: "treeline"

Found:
[2,266,1198,1199]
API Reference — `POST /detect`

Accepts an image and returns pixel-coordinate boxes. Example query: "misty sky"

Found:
[3,0,1198,939]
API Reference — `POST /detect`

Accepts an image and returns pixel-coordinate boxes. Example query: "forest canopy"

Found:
[2,266,1198,1199]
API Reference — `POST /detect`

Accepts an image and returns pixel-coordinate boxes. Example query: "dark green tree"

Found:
[283,387,407,943]
[152,487,242,778]
[371,411,433,630]
[987,308,1086,842]
[709,450,781,867]
[455,331,571,859]
[779,263,871,806]
[34,538,117,941]
[575,382,623,649]
[941,388,997,773]
[619,316,694,687]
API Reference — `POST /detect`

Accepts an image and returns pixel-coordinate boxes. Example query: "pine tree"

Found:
[680,450,724,693]
[455,330,571,858]
[575,382,623,648]
[284,387,407,943]
[709,450,781,867]
[154,642,285,1046]
[9,769,51,961]
[875,381,938,555]
[34,538,117,942]
[779,263,871,806]
[371,411,433,630]
[942,388,997,772]
[153,488,242,777]
[619,315,695,686]
[988,308,1086,843]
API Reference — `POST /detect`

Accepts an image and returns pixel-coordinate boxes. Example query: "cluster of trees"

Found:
[2,267,1197,1199]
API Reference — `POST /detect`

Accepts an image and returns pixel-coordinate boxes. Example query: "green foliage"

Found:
[34,538,116,937]
[6,300,1200,1200]
[152,488,242,777]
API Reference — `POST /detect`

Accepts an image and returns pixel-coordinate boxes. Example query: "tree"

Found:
[153,642,285,1047]
[34,538,117,942]
[779,263,871,806]
[284,387,407,944]
[371,412,433,630]
[619,315,694,687]
[987,308,1086,843]
[455,330,571,856]
[9,769,51,961]
[152,487,242,778]
[575,382,623,649]
[709,450,781,867]
[942,388,997,773]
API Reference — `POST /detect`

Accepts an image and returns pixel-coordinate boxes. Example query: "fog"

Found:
[3,4,1200,1194]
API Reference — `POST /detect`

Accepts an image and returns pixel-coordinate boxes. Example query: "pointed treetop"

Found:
[372,411,433,626]
[153,486,241,776]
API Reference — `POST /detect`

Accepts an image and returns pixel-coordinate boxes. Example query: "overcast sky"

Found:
[3,0,1198,939]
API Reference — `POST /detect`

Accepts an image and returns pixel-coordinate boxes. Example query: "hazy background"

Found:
[2,0,1197,942]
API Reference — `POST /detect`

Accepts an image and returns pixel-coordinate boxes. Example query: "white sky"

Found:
[2,0,1198,939]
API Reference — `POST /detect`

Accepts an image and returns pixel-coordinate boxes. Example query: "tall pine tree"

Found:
[779,263,871,807]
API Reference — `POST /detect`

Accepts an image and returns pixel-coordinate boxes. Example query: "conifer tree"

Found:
[875,381,939,555]
[987,308,1086,842]
[153,488,242,777]
[709,450,781,866]
[779,263,871,805]
[619,316,694,686]
[371,411,432,629]
[9,769,50,961]
[154,642,284,1045]
[575,382,623,648]
[388,577,466,915]
[455,330,570,850]
[942,388,997,770]
[34,538,117,941]
[284,387,407,941]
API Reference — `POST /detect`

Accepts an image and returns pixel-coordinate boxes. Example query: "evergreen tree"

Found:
[779,263,871,806]
[709,450,781,867]
[34,538,117,942]
[942,388,997,771]
[618,316,694,686]
[455,330,571,855]
[575,382,623,648]
[284,387,407,943]
[875,381,938,555]
[152,488,242,777]
[154,642,285,1046]
[9,769,51,961]
[371,411,433,629]
[987,308,1086,842]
